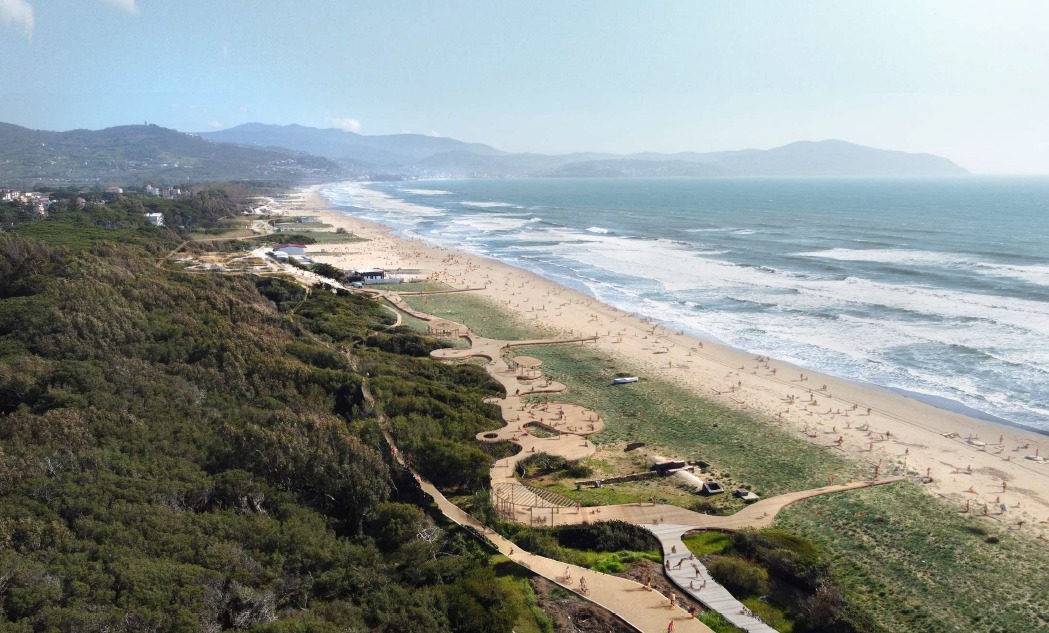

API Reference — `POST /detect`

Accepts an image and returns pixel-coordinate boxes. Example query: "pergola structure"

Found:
[507,355,543,379]
[428,319,464,338]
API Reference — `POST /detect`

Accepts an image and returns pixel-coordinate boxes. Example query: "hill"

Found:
[0,122,343,187]
[673,139,969,177]
[418,140,968,178]
[199,122,504,168]
[200,123,967,178]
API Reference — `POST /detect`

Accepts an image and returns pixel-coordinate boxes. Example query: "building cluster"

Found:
[1,189,53,214]
[144,184,183,198]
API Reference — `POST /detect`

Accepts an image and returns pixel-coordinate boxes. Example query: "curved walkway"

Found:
[363,381,714,633]
[368,288,904,632]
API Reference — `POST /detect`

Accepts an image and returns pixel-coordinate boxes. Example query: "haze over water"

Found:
[322,177,1049,431]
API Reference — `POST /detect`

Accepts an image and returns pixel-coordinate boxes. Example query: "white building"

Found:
[144,212,164,226]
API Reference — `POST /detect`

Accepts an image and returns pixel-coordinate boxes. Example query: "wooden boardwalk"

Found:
[647,523,779,633]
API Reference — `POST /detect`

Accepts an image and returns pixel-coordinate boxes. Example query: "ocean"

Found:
[320,177,1049,432]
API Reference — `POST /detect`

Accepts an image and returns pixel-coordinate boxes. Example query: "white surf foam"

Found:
[401,188,452,196]
[321,182,444,219]
[797,248,971,266]
[797,248,1049,286]
[445,214,537,233]
[461,201,517,209]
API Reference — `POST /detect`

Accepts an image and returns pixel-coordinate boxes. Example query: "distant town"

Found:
[1,184,184,226]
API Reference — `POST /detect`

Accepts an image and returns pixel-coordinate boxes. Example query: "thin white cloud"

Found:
[102,0,137,14]
[208,120,224,129]
[332,117,361,133]
[429,130,441,137]
[0,0,34,39]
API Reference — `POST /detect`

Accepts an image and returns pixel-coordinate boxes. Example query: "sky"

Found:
[2,0,1049,173]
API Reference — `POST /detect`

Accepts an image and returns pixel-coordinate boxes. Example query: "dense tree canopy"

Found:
[0,194,521,631]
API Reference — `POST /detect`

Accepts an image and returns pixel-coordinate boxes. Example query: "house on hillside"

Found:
[144,212,164,226]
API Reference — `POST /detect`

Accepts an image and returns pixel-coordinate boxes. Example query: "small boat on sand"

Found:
[612,376,639,385]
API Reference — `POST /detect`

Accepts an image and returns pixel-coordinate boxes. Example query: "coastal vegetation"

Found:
[0,195,533,631]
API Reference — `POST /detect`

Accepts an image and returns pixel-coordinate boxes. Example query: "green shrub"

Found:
[707,556,770,596]
[553,520,658,553]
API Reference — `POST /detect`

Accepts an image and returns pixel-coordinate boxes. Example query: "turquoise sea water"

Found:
[321,177,1049,432]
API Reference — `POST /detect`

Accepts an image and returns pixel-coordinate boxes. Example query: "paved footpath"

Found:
[647,523,778,633]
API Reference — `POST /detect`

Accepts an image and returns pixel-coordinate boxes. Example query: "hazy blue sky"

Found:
[2,0,1048,173]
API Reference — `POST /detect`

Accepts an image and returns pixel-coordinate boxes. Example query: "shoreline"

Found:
[282,183,1049,533]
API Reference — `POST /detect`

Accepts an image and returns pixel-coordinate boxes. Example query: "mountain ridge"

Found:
[0,120,970,186]
[200,123,968,178]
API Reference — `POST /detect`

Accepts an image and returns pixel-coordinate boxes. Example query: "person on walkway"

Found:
[666,621,675,633]
[668,592,676,609]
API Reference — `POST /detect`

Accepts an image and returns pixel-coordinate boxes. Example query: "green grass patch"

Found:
[682,531,733,556]
[493,558,555,633]
[557,546,661,574]
[741,598,793,633]
[538,478,699,509]
[699,610,747,633]
[401,292,553,340]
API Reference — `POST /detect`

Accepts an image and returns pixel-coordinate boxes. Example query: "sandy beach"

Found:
[282,185,1049,536]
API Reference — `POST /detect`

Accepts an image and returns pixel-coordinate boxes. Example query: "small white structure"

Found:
[275,243,306,256]
[353,268,385,281]
[143,212,164,226]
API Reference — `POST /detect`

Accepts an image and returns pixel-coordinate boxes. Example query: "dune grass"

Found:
[402,293,551,341]
[778,484,1049,633]
[412,290,1049,633]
